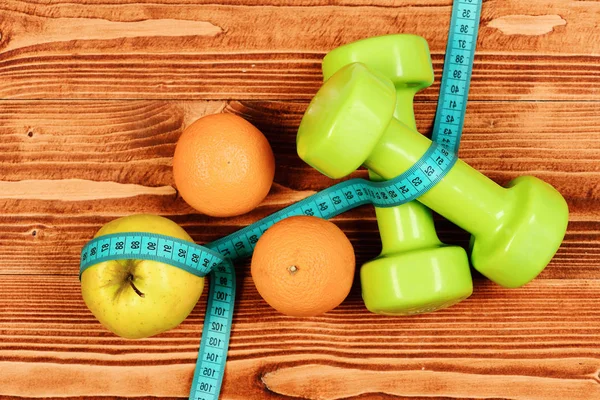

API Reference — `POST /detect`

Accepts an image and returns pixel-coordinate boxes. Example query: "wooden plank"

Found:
[0,0,599,100]
[0,99,598,278]
[1,212,599,280]
[1,99,598,191]
[1,275,600,398]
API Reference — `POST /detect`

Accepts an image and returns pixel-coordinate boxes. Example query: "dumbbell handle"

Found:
[393,87,420,127]
[367,118,508,238]
[370,86,443,254]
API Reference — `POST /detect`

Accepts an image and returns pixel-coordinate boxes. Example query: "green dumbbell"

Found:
[321,35,472,315]
[297,63,569,288]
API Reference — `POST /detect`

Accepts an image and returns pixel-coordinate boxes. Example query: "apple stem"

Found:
[128,274,145,298]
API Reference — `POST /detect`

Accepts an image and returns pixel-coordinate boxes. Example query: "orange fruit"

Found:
[250,216,356,317]
[173,113,275,217]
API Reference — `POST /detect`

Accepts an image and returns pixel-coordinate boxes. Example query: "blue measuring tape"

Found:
[79,1,482,398]
[432,0,482,151]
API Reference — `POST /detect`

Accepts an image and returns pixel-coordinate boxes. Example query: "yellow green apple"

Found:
[81,214,205,339]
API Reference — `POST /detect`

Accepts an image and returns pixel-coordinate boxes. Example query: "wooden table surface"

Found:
[1,0,600,399]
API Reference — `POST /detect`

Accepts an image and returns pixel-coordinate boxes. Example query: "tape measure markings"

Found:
[81,232,225,277]
[432,0,482,153]
[207,142,457,263]
[191,258,235,400]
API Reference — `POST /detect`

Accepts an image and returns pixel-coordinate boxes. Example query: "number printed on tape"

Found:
[433,0,482,153]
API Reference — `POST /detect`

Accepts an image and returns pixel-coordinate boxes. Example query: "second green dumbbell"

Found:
[297,62,569,289]
[322,35,472,315]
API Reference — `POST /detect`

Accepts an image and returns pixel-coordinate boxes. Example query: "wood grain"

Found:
[1,0,599,398]
[0,0,599,100]
[2,275,600,399]
[0,100,598,280]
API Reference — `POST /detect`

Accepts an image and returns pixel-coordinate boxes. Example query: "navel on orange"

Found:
[173,113,275,217]
[251,216,356,317]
